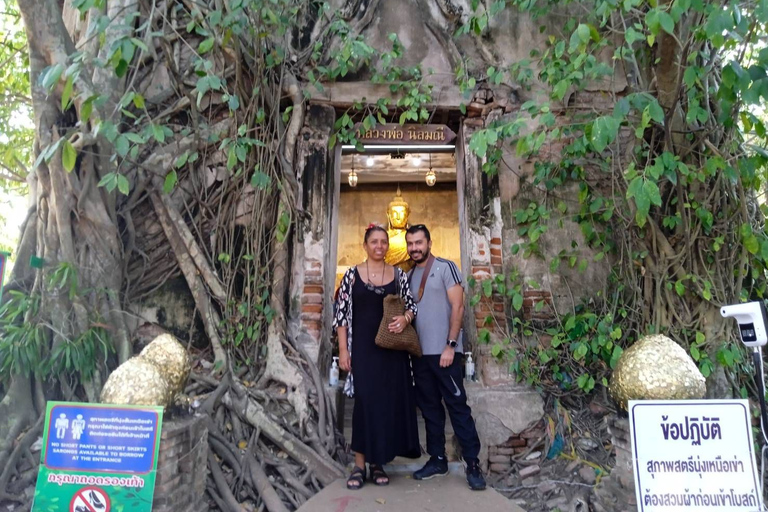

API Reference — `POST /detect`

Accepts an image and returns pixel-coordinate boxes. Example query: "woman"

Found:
[334,224,420,489]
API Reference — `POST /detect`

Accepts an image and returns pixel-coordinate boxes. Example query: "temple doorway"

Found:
[334,145,464,465]
[335,148,461,288]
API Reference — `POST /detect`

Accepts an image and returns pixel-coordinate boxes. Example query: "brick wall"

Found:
[153,415,208,512]
[487,419,545,476]
[300,259,324,342]
[522,289,555,322]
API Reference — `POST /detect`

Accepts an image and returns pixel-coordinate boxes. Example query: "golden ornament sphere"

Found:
[609,334,706,410]
[140,333,190,397]
[100,357,171,406]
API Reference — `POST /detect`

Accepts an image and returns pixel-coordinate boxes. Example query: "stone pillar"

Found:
[457,118,510,386]
[153,415,208,512]
[289,105,336,370]
[591,415,637,511]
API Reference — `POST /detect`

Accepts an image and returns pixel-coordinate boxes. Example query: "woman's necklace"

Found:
[366,260,386,286]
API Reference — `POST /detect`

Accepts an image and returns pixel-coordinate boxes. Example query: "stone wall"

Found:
[153,415,208,512]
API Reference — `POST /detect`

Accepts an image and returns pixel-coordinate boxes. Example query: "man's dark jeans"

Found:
[413,354,481,461]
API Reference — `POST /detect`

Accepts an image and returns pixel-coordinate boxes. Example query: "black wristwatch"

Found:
[447,339,458,348]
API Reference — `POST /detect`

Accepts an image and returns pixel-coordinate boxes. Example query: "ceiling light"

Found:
[366,156,374,167]
[412,156,422,167]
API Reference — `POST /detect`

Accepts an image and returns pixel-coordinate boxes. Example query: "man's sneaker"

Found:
[413,455,449,480]
[466,460,486,490]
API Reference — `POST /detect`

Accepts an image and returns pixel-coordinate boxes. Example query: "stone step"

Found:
[296,473,526,512]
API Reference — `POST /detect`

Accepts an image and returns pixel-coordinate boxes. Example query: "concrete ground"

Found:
[297,473,526,512]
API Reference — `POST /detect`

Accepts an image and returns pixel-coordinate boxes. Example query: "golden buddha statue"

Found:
[385,187,413,269]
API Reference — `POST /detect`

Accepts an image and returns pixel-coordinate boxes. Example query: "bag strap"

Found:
[408,255,435,302]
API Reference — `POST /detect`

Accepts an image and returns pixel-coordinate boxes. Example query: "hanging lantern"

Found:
[348,155,359,187]
[425,154,436,186]
[425,169,436,186]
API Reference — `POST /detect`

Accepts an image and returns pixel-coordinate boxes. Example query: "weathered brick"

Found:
[496,447,516,455]
[302,293,323,304]
[489,455,512,464]
[519,465,541,478]
[301,312,322,322]
[503,437,527,448]
[490,237,502,245]
[303,284,323,294]
[490,463,512,473]
[521,428,545,440]
[301,303,323,314]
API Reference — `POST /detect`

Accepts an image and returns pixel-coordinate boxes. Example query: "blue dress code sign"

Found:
[44,404,159,474]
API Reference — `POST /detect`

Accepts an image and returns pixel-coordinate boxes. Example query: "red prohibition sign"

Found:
[69,485,111,512]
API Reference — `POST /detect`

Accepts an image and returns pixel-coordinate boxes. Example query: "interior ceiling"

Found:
[341,152,456,183]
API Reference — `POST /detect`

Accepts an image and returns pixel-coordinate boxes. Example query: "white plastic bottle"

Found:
[329,357,340,387]
[465,353,475,382]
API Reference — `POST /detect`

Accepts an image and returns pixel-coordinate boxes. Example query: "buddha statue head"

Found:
[387,186,410,230]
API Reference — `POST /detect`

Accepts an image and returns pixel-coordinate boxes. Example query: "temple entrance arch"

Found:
[288,101,509,391]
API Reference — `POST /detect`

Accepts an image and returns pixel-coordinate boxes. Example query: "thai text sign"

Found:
[32,401,163,512]
[355,123,456,144]
[629,400,762,511]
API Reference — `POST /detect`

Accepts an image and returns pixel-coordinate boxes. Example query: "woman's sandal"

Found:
[346,466,366,490]
[369,464,390,486]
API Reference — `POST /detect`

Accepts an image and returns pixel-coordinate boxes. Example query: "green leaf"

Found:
[491,343,502,357]
[658,11,675,34]
[251,169,272,190]
[690,345,700,361]
[41,64,64,91]
[175,151,189,168]
[61,75,74,111]
[648,100,665,124]
[576,23,591,43]
[199,37,215,54]
[695,331,705,345]
[61,140,77,172]
[482,279,493,297]
[643,179,662,206]
[151,124,165,143]
[744,235,760,255]
[675,280,685,296]
[98,172,118,192]
[133,93,145,109]
[163,170,177,194]
[115,135,129,157]
[117,174,130,195]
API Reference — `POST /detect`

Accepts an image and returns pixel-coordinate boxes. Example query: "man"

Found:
[405,224,486,491]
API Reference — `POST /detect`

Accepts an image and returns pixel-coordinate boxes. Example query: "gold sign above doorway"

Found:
[355,124,457,145]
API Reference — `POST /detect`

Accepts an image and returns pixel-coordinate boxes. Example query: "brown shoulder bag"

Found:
[374,267,426,357]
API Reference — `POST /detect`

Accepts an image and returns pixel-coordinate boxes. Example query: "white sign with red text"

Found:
[629,400,762,511]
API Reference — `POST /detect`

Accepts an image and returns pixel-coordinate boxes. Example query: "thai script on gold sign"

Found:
[355,124,457,145]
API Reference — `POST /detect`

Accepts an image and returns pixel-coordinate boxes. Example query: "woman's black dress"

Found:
[350,268,420,464]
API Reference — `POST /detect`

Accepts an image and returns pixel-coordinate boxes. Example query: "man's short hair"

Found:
[406,224,431,241]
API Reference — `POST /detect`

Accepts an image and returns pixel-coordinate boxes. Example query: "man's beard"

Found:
[409,249,430,263]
